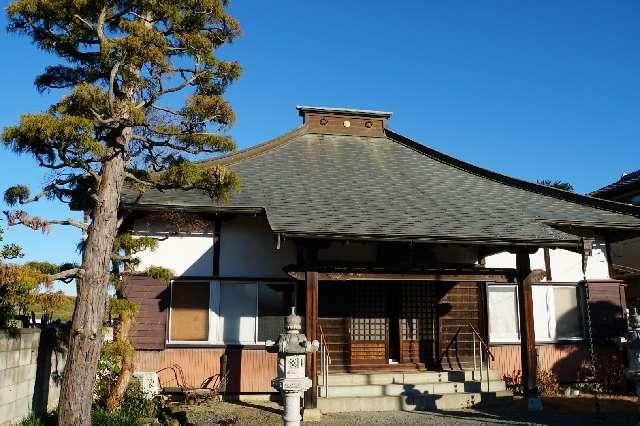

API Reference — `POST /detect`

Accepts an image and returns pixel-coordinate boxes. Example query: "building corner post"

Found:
[516,251,543,411]
[304,271,318,410]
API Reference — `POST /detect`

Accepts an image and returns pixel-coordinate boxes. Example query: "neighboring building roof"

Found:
[122,107,640,247]
[591,169,640,201]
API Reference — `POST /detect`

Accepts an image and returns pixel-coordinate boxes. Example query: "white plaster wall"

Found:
[219,215,296,278]
[133,234,214,276]
[485,244,610,282]
[132,219,214,277]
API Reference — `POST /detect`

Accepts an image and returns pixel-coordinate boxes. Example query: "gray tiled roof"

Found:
[122,128,640,246]
[591,169,640,199]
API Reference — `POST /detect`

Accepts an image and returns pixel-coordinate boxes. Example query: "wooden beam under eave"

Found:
[287,271,510,283]
[304,271,318,410]
[516,251,541,408]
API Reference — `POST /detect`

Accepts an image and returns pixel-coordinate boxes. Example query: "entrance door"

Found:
[350,282,388,364]
[398,281,438,367]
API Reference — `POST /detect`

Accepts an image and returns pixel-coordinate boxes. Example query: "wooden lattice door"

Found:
[399,282,438,366]
[350,282,388,364]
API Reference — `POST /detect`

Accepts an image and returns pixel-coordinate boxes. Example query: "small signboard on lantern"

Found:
[285,354,305,378]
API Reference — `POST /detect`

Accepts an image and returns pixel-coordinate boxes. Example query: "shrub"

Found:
[91,407,143,426]
[18,412,57,426]
[537,369,560,396]
[121,379,157,419]
[501,368,560,396]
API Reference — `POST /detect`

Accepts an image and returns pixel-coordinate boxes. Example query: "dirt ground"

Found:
[168,395,639,426]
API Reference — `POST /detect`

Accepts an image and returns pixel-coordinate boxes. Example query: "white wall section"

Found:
[485,244,610,281]
[219,215,296,278]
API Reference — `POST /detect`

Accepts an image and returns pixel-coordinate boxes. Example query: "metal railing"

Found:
[468,322,494,392]
[319,324,332,398]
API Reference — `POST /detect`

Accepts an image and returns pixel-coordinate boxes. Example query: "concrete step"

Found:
[317,380,506,397]
[316,390,513,413]
[317,369,499,386]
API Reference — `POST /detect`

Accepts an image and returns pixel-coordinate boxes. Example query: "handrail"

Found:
[438,326,462,366]
[466,322,494,361]
[319,324,331,365]
[318,324,331,398]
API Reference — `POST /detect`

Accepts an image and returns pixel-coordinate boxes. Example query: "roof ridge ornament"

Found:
[297,105,392,137]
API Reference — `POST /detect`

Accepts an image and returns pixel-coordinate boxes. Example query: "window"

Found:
[169,281,210,342]
[487,285,520,342]
[487,284,583,343]
[258,283,296,342]
[167,280,296,345]
[220,283,257,344]
[552,286,583,339]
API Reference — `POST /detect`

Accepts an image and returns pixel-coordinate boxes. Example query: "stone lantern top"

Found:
[286,307,302,334]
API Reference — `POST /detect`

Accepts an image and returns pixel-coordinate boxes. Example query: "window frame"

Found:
[487,284,521,344]
[166,279,297,346]
[486,282,584,345]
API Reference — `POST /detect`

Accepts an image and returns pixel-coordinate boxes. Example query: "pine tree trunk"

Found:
[58,153,126,426]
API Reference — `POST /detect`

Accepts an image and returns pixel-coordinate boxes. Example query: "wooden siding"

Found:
[122,275,170,350]
[438,282,483,369]
[134,348,277,393]
[491,343,624,383]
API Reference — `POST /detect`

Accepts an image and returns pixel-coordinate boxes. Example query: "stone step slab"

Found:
[317,369,500,386]
[317,380,506,397]
[316,390,513,413]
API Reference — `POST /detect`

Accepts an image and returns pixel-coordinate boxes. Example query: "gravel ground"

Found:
[173,398,638,426]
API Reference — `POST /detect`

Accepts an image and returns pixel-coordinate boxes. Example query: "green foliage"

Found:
[94,348,156,424]
[160,161,240,200]
[109,297,139,317]
[0,263,52,327]
[120,379,157,419]
[29,295,75,322]
[113,233,158,255]
[95,344,122,405]
[3,0,242,213]
[24,261,60,275]
[537,179,575,192]
[18,411,57,426]
[90,407,143,426]
[4,185,30,205]
[144,266,174,282]
[0,226,23,261]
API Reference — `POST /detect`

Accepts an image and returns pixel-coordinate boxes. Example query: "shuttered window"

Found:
[169,281,210,341]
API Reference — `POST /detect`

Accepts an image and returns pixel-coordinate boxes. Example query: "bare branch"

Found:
[150,104,181,115]
[124,172,154,187]
[73,14,94,31]
[51,267,83,282]
[111,253,135,262]
[48,218,90,231]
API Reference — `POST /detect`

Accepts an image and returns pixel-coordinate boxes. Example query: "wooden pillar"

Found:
[516,251,540,406]
[304,271,318,409]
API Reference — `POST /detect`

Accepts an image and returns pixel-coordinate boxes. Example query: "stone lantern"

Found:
[617,307,640,414]
[266,307,319,426]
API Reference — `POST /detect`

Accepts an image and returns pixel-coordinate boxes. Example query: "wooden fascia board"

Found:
[286,271,511,283]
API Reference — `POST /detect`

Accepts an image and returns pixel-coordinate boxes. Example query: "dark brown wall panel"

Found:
[122,275,170,350]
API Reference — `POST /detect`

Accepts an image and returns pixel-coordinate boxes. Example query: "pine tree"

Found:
[3,1,241,423]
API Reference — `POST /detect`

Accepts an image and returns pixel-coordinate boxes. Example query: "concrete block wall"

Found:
[0,329,67,426]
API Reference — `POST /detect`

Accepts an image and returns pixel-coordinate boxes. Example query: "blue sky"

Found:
[1,0,639,293]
